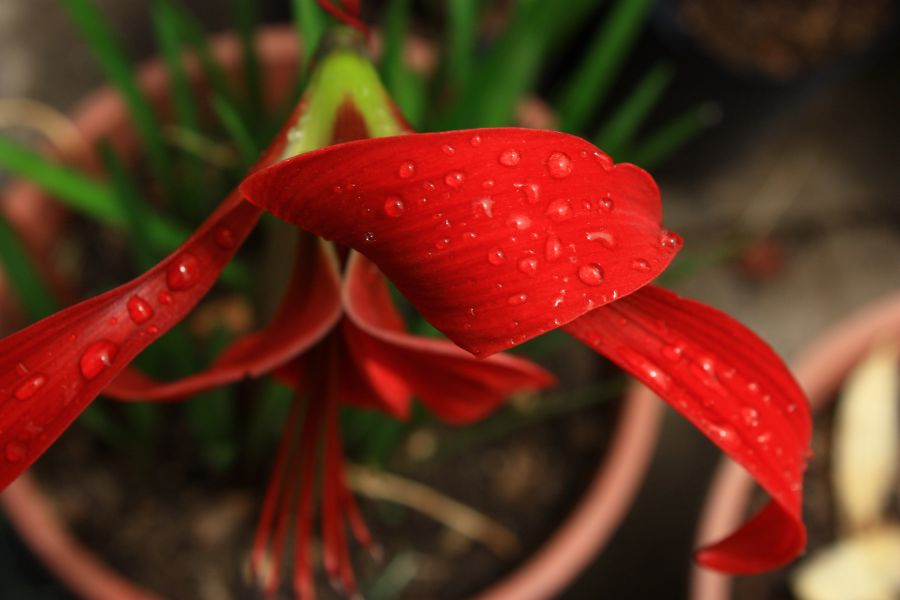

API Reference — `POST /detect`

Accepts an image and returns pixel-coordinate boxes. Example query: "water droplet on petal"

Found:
[441,144,455,155]
[470,135,482,146]
[127,295,154,324]
[593,151,614,170]
[15,363,28,377]
[384,196,405,217]
[445,171,465,188]
[586,230,616,249]
[661,344,684,362]
[710,424,741,450]
[363,231,376,243]
[158,291,173,305]
[544,236,563,261]
[5,441,26,463]
[508,293,528,305]
[166,253,200,291]
[631,258,650,272]
[545,199,573,222]
[499,149,521,166]
[517,257,539,275]
[659,230,679,251]
[435,238,451,250]
[213,227,237,249]
[599,195,614,212]
[398,161,416,179]
[546,152,573,178]
[80,340,118,380]
[472,197,494,218]
[741,407,760,427]
[487,247,506,265]
[14,374,47,400]
[578,263,604,286]
[506,214,532,231]
[514,182,541,204]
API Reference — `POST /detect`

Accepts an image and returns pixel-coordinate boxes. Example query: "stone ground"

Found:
[0,2,898,599]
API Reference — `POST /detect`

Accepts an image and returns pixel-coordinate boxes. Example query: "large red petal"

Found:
[564,285,811,572]
[342,253,555,424]
[241,128,681,357]
[104,236,342,400]
[0,192,259,490]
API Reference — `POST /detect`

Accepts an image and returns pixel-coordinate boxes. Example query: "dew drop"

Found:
[499,149,521,166]
[441,144,455,155]
[661,344,684,362]
[14,374,47,400]
[166,253,200,291]
[147,325,160,336]
[544,236,563,261]
[15,363,28,377]
[514,182,541,204]
[586,230,616,249]
[578,263,604,286]
[472,197,494,218]
[398,161,416,179]
[481,179,495,190]
[593,151,614,170]
[127,295,154,324]
[517,257,539,276]
[158,291,173,305]
[445,171,465,188]
[487,247,506,265]
[545,199,573,222]
[384,196,405,217]
[469,134,482,146]
[741,407,760,428]
[213,227,237,249]
[5,441,26,463]
[363,231,376,243]
[508,293,528,305]
[710,424,741,449]
[546,152,573,178]
[79,340,118,380]
[631,258,651,272]
[599,195,614,212]
[659,230,679,252]
[435,238,451,250]
[506,214,532,231]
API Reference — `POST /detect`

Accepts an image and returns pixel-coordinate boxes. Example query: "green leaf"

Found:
[594,61,674,158]
[556,0,655,133]
[445,0,479,89]
[625,102,720,168]
[381,0,426,127]
[292,0,328,72]
[60,0,174,198]
[212,94,259,169]
[231,0,264,137]
[0,215,57,321]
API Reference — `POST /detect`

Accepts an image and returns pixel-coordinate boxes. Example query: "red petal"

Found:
[104,236,342,400]
[0,192,260,490]
[342,253,555,424]
[564,285,811,572]
[240,128,681,357]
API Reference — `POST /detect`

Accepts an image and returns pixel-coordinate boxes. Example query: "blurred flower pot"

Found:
[0,26,664,600]
[690,290,900,600]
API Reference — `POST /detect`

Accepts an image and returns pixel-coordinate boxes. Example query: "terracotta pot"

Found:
[0,26,664,600]
[690,290,900,600]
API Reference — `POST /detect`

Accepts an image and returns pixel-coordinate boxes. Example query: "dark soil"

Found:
[32,360,621,600]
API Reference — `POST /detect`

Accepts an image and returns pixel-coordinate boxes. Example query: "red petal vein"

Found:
[564,285,811,573]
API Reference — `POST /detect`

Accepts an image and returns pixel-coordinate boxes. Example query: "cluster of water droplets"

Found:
[3,225,241,465]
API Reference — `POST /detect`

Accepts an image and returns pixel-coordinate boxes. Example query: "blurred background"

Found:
[0,1,898,598]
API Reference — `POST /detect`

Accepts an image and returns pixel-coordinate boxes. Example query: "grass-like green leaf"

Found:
[60,0,174,198]
[292,0,328,72]
[444,0,479,89]
[594,61,674,158]
[0,215,57,321]
[231,0,264,138]
[625,102,720,168]
[212,94,259,169]
[556,0,655,133]
[381,0,426,128]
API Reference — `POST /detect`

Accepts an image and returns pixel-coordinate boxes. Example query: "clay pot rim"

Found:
[0,25,664,600]
[690,290,900,600]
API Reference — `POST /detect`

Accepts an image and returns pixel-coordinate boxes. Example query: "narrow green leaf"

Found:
[381,0,426,127]
[212,94,259,169]
[0,215,57,320]
[98,142,158,270]
[60,0,174,197]
[556,0,655,133]
[187,326,238,472]
[445,0,478,88]
[151,0,200,134]
[594,61,674,157]
[292,0,328,72]
[231,0,264,136]
[625,102,720,168]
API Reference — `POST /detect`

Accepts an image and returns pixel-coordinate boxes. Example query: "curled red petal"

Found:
[564,285,811,572]
[342,252,555,424]
[316,0,370,39]
[241,128,681,358]
[0,192,259,490]
[104,236,342,400]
